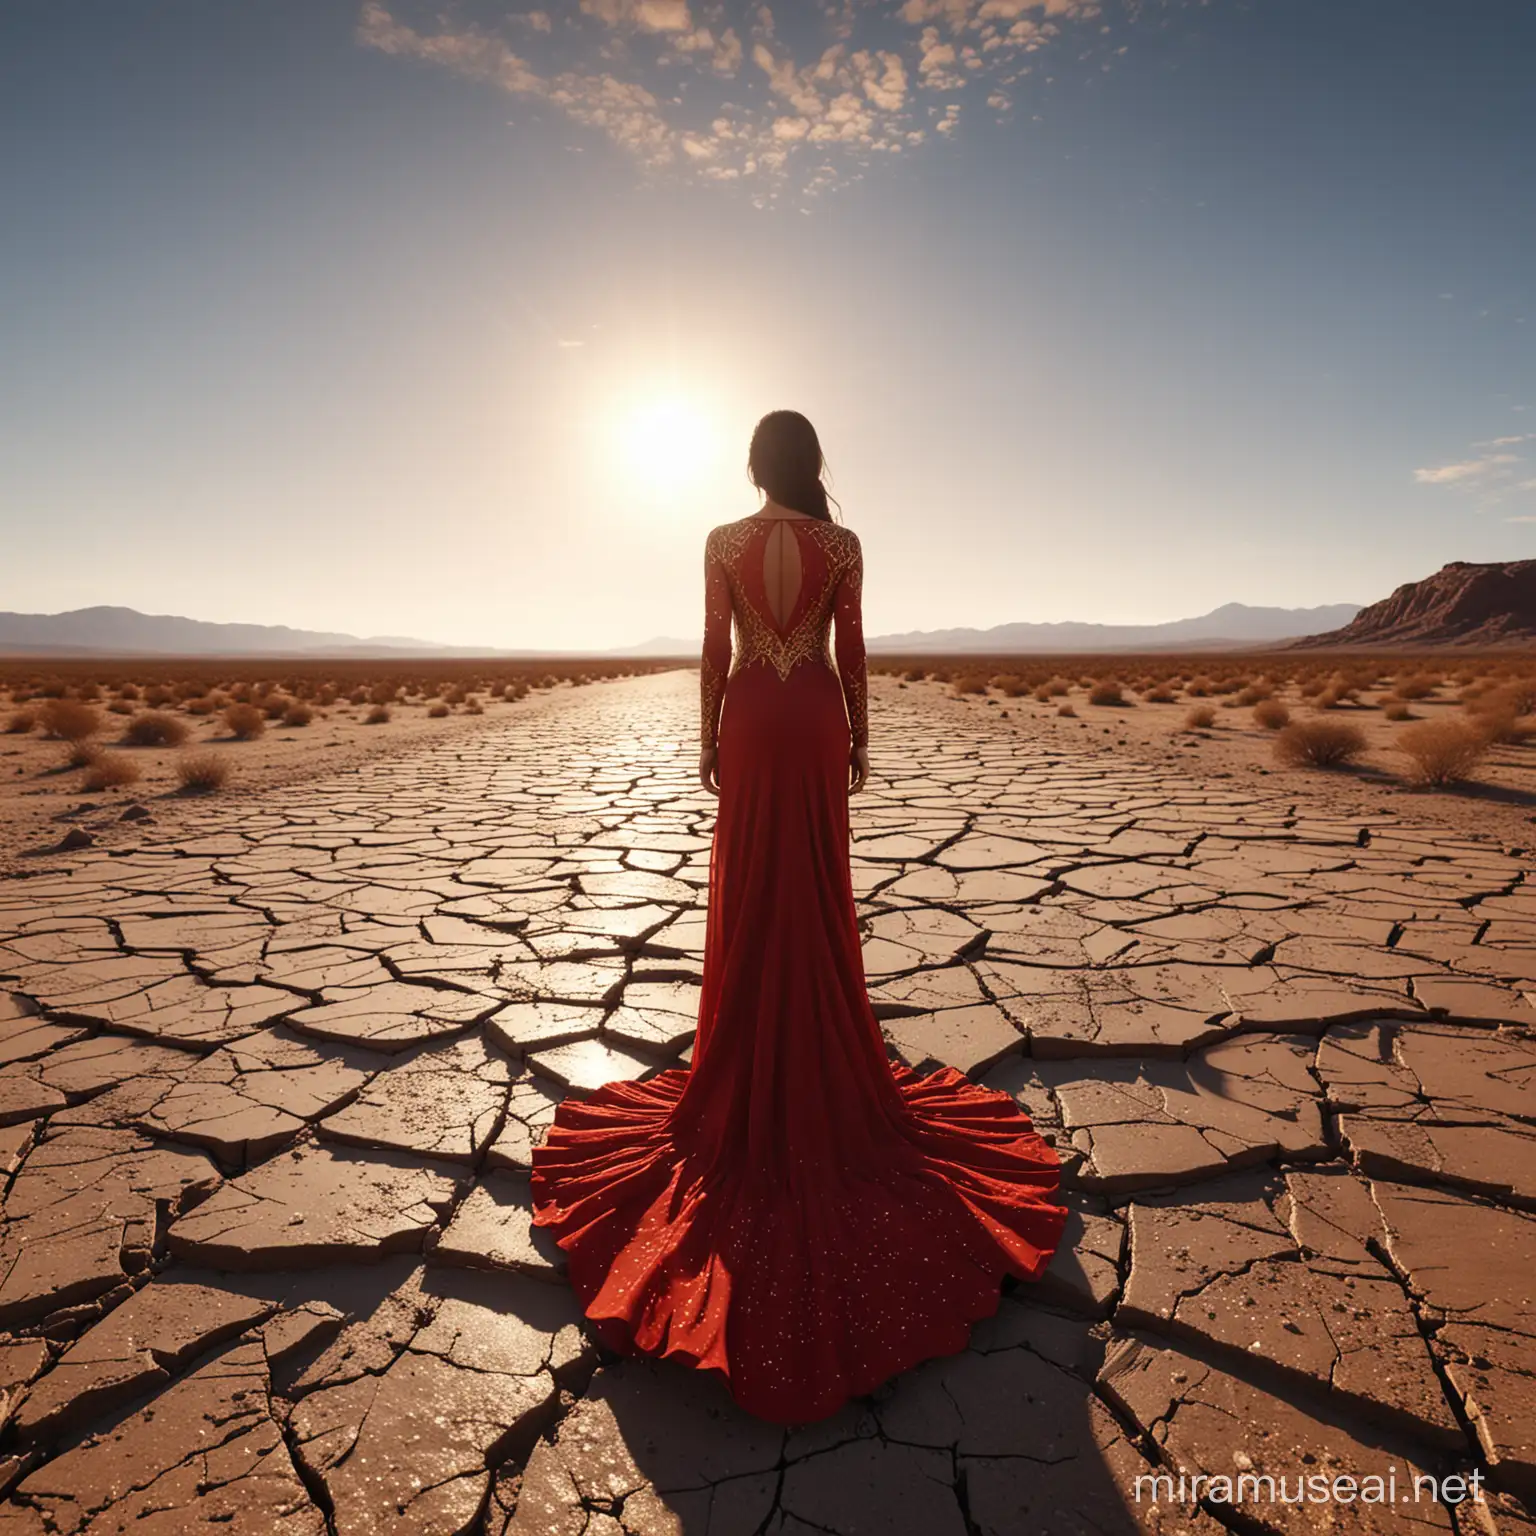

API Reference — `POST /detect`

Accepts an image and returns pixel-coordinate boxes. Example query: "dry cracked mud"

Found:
[0,669,1534,1534]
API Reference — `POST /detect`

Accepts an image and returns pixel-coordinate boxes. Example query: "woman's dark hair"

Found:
[747,410,839,522]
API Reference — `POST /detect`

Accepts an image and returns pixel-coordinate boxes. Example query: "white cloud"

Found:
[1413,454,1518,485]
[581,0,693,33]
[358,0,1117,195]
[1477,433,1536,448]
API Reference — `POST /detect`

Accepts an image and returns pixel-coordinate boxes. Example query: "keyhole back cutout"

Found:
[761,519,804,633]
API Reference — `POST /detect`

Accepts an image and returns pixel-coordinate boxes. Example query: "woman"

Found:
[531,410,1065,1424]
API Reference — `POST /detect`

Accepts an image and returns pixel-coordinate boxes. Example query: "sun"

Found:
[616,395,720,491]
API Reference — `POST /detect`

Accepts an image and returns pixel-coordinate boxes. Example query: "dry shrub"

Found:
[1397,719,1489,787]
[66,740,100,768]
[1143,684,1178,703]
[991,674,1030,697]
[177,751,230,793]
[465,699,484,715]
[282,702,314,727]
[81,751,142,791]
[902,667,926,683]
[1466,685,1536,742]
[223,703,266,740]
[123,711,189,747]
[76,682,102,703]
[427,702,450,719]
[117,683,140,701]
[1383,701,1414,722]
[951,674,989,696]
[1274,719,1367,768]
[348,687,369,706]
[184,695,218,716]
[1056,703,1076,717]
[1184,705,1217,730]
[365,704,391,724]
[1087,680,1126,706]
[143,685,173,708]
[1185,676,1214,697]
[262,694,293,720]
[1234,682,1273,707]
[1252,699,1290,731]
[369,683,397,706]
[1394,673,1441,700]
[42,698,102,742]
[5,709,36,734]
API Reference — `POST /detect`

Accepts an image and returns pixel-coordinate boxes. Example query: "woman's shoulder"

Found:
[704,518,754,557]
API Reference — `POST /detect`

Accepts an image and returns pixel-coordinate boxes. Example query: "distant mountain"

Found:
[867,602,1361,654]
[1292,561,1536,648]
[0,606,517,658]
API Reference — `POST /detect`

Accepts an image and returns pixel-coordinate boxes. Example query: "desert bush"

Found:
[262,694,293,720]
[465,699,484,715]
[76,682,102,702]
[992,674,1031,697]
[117,683,140,701]
[1252,699,1290,730]
[1143,684,1178,703]
[5,709,36,734]
[1184,705,1217,730]
[1056,703,1076,717]
[365,704,391,724]
[184,694,218,715]
[143,685,173,708]
[903,667,926,683]
[1233,682,1274,707]
[1185,676,1214,697]
[1274,719,1367,768]
[348,687,369,706]
[42,699,102,742]
[223,703,266,740]
[1396,720,1489,787]
[123,711,189,747]
[177,751,230,792]
[282,702,314,727]
[1394,673,1441,700]
[81,751,142,790]
[427,702,450,718]
[1087,680,1126,706]
[65,740,99,768]
[951,674,989,696]
[1383,701,1414,722]
[369,682,397,706]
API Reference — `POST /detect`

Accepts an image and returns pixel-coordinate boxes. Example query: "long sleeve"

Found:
[701,529,732,748]
[832,534,868,747]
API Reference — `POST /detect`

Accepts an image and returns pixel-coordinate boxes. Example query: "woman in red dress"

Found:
[531,411,1065,1424]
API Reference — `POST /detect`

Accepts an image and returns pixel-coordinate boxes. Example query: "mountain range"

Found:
[1292,561,1536,648]
[0,600,1363,658]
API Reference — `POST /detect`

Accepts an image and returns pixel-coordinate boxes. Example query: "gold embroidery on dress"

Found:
[713,520,857,683]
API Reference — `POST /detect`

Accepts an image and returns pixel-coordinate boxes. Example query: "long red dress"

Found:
[530,514,1066,1423]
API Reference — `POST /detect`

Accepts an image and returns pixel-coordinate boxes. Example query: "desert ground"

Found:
[0,657,1534,1534]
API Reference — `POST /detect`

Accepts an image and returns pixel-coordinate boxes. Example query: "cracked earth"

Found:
[1,668,1534,1534]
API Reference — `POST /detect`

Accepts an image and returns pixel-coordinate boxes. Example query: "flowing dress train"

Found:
[530,514,1066,1423]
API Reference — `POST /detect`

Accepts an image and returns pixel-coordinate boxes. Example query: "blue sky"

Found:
[1,0,1532,649]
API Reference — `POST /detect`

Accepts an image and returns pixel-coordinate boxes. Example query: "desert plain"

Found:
[0,650,1534,1534]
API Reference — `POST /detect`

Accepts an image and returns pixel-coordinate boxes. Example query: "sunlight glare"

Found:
[616,395,721,492]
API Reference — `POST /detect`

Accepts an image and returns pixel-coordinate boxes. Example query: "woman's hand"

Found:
[699,746,720,796]
[849,744,869,794]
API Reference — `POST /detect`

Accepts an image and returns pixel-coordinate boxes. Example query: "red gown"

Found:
[531,515,1066,1423]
